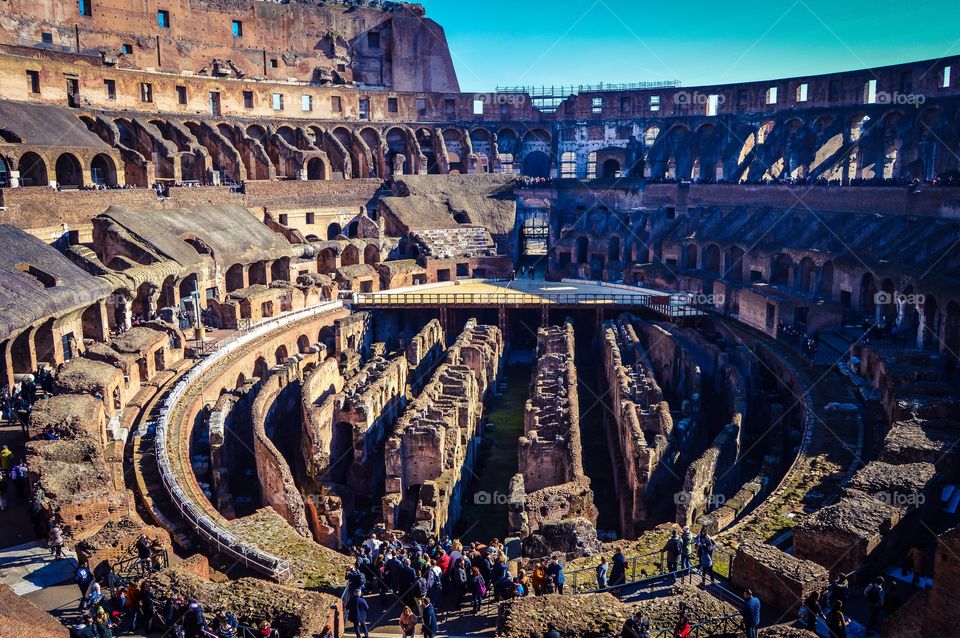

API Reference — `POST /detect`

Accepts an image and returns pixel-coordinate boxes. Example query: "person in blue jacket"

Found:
[546,556,566,594]
[422,598,439,638]
[348,589,370,638]
[741,589,761,638]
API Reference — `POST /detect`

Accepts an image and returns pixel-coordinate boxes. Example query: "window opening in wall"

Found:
[41,32,53,45]
[278,214,288,225]
[368,31,380,49]
[650,95,660,112]
[444,99,456,118]
[157,9,170,28]
[64,77,79,107]
[209,91,221,116]
[620,96,631,113]
[27,70,40,94]
[104,79,116,100]
[864,79,877,104]
[269,58,278,69]
[306,212,315,225]
[79,0,92,17]
[796,83,808,102]
[243,91,254,109]
[765,86,778,104]
[472,99,484,115]
[331,95,342,112]
[942,66,952,88]
[121,43,133,55]
[232,20,243,37]
[359,98,370,120]
[271,92,283,111]
[586,151,597,179]
[560,151,577,178]
[592,97,603,114]
[177,85,187,105]
[301,94,313,112]
[706,94,719,116]
[416,98,427,118]
[140,82,153,103]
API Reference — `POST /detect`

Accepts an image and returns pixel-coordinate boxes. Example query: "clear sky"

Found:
[417,0,960,92]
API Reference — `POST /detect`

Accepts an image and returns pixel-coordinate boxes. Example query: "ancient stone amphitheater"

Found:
[0,2,958,638]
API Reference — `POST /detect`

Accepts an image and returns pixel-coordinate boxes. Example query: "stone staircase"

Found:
[411,226,497,259]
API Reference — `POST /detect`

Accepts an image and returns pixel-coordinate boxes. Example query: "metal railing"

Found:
[496,81,682,96]
[562,547,736,594]
[649,613,743,638]
[153,301,344,582]
[353,291,703,317]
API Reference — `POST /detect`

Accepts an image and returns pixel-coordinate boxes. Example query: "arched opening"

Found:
[347,221,359,238]
[0,156,10,188]
[318,247,338,273]
[34,318,56,366]
[249,262,268,286]
[601,158,621,180]
[923,295,941,351]
[683,245,698,270]
[723,247,745,281]
[415,128,439,174]
[560,151,577,179]
[576,237,589,264]
[327,223,342,240]
[521,151,550,178]
[159,276,177,309]
[297,335,311,354]
[253,356,269,380]
[330,422,354,484]
[702,245,721,275]
[608,236,621,262]
[178,273,198,299]
[55,153,83,188]
[270,257,289,282]
[341,244,360,266]
[235,372,247,389]
[363,244,380,265]
[225,264,245,292]
[18,152,48,187]
[770,254,793,286]
[274,345,288,365]
[797,257,817,293]
[11,330,33,374]
[307,157,327,180]
[90,153,118,186]
[81,303,106,341]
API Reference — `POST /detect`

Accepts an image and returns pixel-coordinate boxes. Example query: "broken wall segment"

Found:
[730,541,829,615]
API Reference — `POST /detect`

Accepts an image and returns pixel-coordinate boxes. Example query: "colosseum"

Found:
[0,2,957,638]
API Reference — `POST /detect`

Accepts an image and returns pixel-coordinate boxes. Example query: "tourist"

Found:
[544,622,562,638]
[801,590,826,631]
[450,557,468,610]
[610,548,627,589]
[827,599,850,638]
[183,598,208,638]
[741,590,761,638]
[93,599,114,638]
[75,560,94,611]
[680,526,694,581]
[694,530,716,586]
[621,610,650,638]
[0,469,7,511]
[135,533,152,573]
[0,444,12,471]
[829,574,849,610]
[139,583,158,632]
[11,460,27,498]
[864,577,886,635]
[364,532,382,558]
[546,555,566,594]
[662,530,683,578]
[426,558,443,605]
[258,620,279,638]
[76,616,98,638]
[348,589,370,638]
[531,559,547,595]
[468,565,486,613]
[596,556,609,590]
[398,557,419,611]
[672,610,691,638]
[422,598,438,638]
[47,522,64,559]
[400,605,417,638]
[211,608,239,637]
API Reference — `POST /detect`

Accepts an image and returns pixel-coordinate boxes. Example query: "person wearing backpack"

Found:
[662,531,683,581]
[75,560,94,611]
[680,527,694,582]
[468,565,486,613]
[864,577,885,634]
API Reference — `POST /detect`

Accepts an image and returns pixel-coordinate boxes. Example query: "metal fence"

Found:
[152,302,344,582]
[496,81,682,96]
[561,547,736,594]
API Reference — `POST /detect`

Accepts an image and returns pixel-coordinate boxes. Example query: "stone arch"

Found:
[253,356,269,379]
[18,151,48,186]
[297,334,311,354]
[608,236,621,262]
[274,344,289,365]
[318,247,338,273]
[819,261,835,298]
[859,272,878,315]
[702,244,721,275]
[341,244,360,266]
[333,127,361,178]
[270,257,290,282]
[797,257,817,293]
[682,244,698,270]
[225,264,244,292]
[415,128,439,174]
[723,246,745,281]
[90,153,118,186]
[770,253,793,286]
[54,152,84,187]
[11,329,33,374]
[923,295,942,351]
[327,223,342,240]
[521,151,550,178]
[34,318,56,365]
[276,126,297,146]
[246,124,268,144]
[363,244,380,265]
[601,158,621,180]
[307,157,328,180]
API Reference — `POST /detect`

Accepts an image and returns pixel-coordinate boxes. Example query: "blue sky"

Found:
[417,0,960,92]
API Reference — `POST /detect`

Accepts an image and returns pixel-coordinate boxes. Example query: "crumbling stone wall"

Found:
[405,318,446,394]
[730,541,829,614]
[383,319,503,539]
[514,322,597,535]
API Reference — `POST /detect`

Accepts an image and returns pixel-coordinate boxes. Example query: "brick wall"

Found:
[0,584,69,638]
